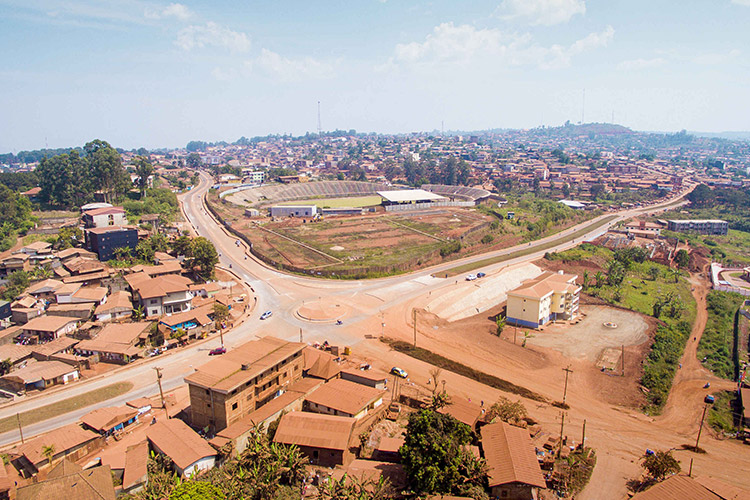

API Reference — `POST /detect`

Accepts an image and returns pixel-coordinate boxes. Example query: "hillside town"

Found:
[0,126,749,499]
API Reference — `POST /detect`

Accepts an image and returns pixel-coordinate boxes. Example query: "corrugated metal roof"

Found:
[184,337,305,393]
[631,475,722,500]
[18,424,99,465]
[122,441,149,490]
[16,465,115,500]
[480,421,546,489]
[146,419,216,471]
[274,411,355,451]
[305,378,385,416]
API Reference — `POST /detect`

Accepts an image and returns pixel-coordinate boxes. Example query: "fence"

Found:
[205,194,447,279]
[385,200,475,212]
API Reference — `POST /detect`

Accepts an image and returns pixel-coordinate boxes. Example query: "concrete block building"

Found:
[506,271,580,329]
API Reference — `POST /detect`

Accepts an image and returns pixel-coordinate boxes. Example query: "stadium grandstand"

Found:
[377,189,447,205]
[421,184,492,203]
[229,180,391,206]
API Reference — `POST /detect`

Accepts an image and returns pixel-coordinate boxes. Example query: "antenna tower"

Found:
[317,101,322,136]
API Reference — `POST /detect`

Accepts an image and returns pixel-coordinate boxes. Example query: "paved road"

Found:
[0,175,693,446]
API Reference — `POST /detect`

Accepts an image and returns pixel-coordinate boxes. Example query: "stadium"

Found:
[209,181,499,278]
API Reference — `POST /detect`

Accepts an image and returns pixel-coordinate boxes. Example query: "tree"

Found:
[582,271,590,290]
[169,482,225,500]
[0,359,11,376]
[85,139,130,204]
[607,260,626,286]
[495,316,505,337]
[400,410,487,497]
[648,266,660,281]
[594,271,605,288]
[186,153,202,169]
[675,249,689,269]
[134,156,154,199]
[485,396,527,425]
[171,235,193,257]
[590,183,606,199]
[186,237,218,282]
[641,450,680,481]
[213,303,230,330]
[562,182,571,198]
[41,444,55,465]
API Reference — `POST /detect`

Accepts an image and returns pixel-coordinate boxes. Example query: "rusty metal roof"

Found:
[184,337,305,393]
[480,421,546,489]
[305,378,385,416]
[631,475,723,500]
[273,411,355,451]
[146,419,216,471]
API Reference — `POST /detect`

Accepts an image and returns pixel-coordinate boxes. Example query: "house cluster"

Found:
[0,334,566,499]
[0,232,235,396]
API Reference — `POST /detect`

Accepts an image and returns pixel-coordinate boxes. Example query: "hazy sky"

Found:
[1,0,749,151]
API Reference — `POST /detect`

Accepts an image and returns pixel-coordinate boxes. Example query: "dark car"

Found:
[209,346,226,356]
[477,272,486,278]
[390,366,408,379]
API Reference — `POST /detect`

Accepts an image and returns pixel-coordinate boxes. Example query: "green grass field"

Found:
[279,195,382,208]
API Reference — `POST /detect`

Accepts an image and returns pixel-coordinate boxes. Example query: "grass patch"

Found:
[698,292,744,379]
[440,215,617,277]
[708,390,738,434]
[542,244,697,413]
[381,338,548,403]
[0,382,134,434]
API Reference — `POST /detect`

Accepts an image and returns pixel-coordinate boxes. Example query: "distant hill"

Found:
[689,131,750,141]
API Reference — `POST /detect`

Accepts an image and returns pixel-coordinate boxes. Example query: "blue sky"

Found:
[1,0,749,151]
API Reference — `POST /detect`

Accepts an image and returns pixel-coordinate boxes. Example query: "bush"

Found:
[481,234,494,244]
[439,240,461,257]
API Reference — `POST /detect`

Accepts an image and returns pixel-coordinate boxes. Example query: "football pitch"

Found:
[279,195,382,208]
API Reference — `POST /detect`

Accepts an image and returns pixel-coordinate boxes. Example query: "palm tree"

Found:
[41,444,55,465]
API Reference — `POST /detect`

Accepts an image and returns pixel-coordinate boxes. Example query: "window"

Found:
[231,402,238,410]
[205,389,209,395]
[150,299,157,305]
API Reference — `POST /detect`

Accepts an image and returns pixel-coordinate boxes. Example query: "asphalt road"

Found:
[0,174,693,446]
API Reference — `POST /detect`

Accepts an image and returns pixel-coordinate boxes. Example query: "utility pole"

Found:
[17,413,24,444]
[299,327,303,343]
[557,411,566,458]
[688,458,694,477]
[154,367,167,418]
[581,419,586,450]
[562,366,573,405]
[694,404,709,452]
[413,308,417,347]
[622,344,625,377]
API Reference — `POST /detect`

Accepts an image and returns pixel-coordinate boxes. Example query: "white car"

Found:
[466,274,477,281]
[260,310,273,320]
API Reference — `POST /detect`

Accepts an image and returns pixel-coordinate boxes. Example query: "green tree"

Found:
[169,482,225,500]
[213,303,230,330]
[85,139,130,204]
[495,316,505,337]
[675,249,689,269]
[400,410,487,497]
[41,444,55,465]
[590,183,606,199]
[648,266,660,281]
[186,153,202,169]
[171,235,193,257]
[0,359,12,376]
[187,237,218,282]
[641,450,680,481]
[607,260,626,286]
[134,156,155,199]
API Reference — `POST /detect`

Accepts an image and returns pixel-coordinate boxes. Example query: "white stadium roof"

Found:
[377,189,447,203]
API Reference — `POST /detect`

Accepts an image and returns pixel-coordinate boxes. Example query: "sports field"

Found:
[279,195,382,208]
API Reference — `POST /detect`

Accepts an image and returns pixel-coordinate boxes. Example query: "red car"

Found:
[209,346,226,356]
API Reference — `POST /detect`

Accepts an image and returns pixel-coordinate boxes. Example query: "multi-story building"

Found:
[667,219,728,235]
[506,271,581,329]
[85,226,138,261]
[131,274,193,317]
[82,206,128,228]
[185,337,306,431]
[624,219,662,238]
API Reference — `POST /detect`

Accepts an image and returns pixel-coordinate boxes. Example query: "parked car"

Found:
[477,272,486,278]
[704,394,715,404]
[466,274,477,281]
[260,310,273,320]
[390,366,408,379]
[209,346,227,356]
